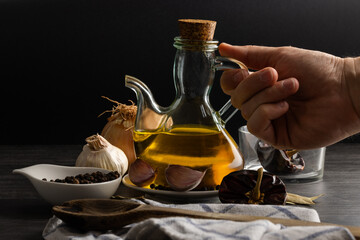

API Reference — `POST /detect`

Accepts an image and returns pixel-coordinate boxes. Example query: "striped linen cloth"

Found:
[43,198,354,240]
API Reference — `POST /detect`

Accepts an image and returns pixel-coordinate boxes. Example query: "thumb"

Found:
[219,43,279,70]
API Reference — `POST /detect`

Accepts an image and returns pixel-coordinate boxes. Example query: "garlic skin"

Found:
[165,165,207,192]
[128,159,155,187]
[100,97,137,165]
[101,118,136,165]
[76,134,128,177]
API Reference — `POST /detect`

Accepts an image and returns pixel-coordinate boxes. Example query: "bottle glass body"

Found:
[131,37,244,190]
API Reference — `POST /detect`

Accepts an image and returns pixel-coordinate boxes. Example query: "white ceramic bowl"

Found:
[13,164,122,205]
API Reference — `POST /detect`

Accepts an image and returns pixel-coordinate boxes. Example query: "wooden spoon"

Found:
[53,199,360,239]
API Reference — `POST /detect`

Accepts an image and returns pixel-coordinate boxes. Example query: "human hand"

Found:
[219,43,360,149]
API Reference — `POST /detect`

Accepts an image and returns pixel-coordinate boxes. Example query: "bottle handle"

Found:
[214,56,249,124]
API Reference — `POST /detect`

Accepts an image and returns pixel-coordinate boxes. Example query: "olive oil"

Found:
[133,126,244,189]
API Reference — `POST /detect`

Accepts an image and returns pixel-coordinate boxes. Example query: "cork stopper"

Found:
[178,19,217,41]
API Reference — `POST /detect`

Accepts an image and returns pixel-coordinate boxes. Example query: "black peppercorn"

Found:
[42,171,120,184]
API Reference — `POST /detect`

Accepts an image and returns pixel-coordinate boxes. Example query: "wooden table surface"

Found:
[1,143,360,239]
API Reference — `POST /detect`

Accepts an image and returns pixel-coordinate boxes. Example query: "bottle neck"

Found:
[173,37,218,101]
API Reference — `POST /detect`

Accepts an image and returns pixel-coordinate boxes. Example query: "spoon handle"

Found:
[143,206,360,239]
[53,199,360,239]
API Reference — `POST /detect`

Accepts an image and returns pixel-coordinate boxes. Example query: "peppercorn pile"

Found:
[42,171,120,184]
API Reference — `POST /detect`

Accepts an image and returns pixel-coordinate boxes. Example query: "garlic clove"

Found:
[128,159,155,187]
[165,165,206,192]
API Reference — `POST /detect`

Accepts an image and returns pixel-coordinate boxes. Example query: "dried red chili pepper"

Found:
[219,168,286,205]
[255,140,305,174]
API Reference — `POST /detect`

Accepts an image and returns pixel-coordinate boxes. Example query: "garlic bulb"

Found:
[76,134,128,177]
[100,96,137,165]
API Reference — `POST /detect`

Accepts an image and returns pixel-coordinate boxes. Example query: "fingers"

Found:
[241,77,299,120]
[240,77,299,148]
[221,64,298,119]
[247,101,289,146]
[219,43,281,70]
[220,69,249,95]
[229,67,278,109]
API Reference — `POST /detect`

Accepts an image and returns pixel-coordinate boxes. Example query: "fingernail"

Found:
[278,101,285,108]
[260,68,274,83]
[221,42,232,47]
[282,79,294,90]
[277,101,286,108]
[219,43,233,55]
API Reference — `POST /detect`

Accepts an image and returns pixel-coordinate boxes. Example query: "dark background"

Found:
[1,0,360,144]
